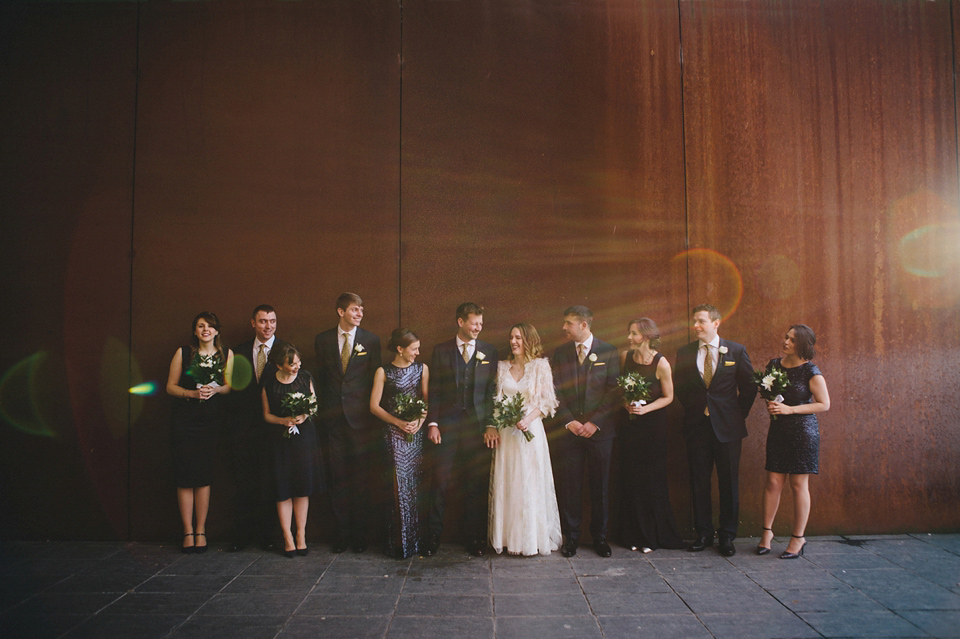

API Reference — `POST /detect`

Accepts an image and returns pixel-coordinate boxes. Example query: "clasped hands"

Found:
[283,415,307,435]
[484,412,536,449]
[766,400,794,416]
[196,385,217,400]
[566,420,599,438]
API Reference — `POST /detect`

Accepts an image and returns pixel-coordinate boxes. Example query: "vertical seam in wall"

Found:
[677,0,691,339]
[952,0,960,207]
[127,3,141,542]
[398,1,404,328]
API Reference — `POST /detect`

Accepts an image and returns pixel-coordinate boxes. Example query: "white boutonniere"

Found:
[718,345,728,355]
[588,353,598,362]
[475,351,486,361]
[354,344,365,355]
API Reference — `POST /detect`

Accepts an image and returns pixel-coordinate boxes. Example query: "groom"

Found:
[424,302,498,557]
[551,306,620,557]
[674,303,756,557]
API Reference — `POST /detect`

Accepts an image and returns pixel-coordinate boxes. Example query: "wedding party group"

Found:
[165,294,830,562]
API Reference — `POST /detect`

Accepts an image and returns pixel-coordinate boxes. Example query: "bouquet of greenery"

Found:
[752,366,789,420]
[617,371,652,420]
[185,353,223,389]
[393,392,428,443]
[493,392,533,442]
[279,391,318,437]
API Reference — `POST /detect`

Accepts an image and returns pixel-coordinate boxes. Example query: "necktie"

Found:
[462,343,470,364]
[702,344,713,388]
[341,334,351,372]
[577,343,586,365]
[256,343,266,381]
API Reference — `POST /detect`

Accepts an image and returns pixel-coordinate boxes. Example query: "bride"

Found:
[487,322,562,556]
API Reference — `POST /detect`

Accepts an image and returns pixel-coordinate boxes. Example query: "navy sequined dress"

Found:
[381,362,426,559]
[764,358,822,474]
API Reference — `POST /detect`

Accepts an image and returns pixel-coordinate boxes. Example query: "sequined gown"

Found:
[764,358,822,474]
[380,362,426,559]
[618,352,686,550]
[488,358,562,556]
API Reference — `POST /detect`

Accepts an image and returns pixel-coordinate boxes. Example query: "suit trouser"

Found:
[553,434,614,544]
[427,416,489,542]
[686,415,742,539]
[327,417,382,542]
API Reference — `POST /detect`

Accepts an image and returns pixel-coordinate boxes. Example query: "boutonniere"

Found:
[718,346,728,355]
[588,353,598,362]
[354,344,365,355]
[475,351,486,361]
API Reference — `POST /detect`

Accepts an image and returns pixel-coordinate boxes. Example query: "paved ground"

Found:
[1,534,958,638]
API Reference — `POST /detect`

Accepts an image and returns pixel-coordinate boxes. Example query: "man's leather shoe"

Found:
[594,540,612,557]
[332,539,349,554]
[470,541,486,557]
[227,542,246,553]
[718,536,736,557]
[422,535,440,557]
[560,540,578,557]
[352,541,367,554]
[687,535,713,552]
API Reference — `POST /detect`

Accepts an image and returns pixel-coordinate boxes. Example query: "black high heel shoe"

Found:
[756,527,773,556]
[780,535,806,559]
[194,532,208,554]
[182,533,195,554]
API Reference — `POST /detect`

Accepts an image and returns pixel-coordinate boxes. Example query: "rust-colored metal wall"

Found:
[1,0,958,541]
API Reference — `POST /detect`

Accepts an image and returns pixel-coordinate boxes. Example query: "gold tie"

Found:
[462,343,470,364]
[341,334,351,372]
[702,344,713,388]
[577,343,586,365]
[256,343,266,381]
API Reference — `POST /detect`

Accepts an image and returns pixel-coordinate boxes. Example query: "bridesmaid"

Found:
[618,318,686,552]
[262,343,323,557]
[165,312,234,553]
[369,329,430,559]
[757,325,830,559]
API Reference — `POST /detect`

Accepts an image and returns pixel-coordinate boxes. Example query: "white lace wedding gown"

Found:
[488,358,562,556]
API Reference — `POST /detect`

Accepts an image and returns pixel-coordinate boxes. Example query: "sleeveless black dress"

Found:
[380,362,426,559]
[764,358,822,474]
[618,352,686,550]
[263,370,324,501]
[170,346,224,488]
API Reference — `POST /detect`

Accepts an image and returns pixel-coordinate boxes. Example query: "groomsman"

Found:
[424,302,498,557]
[228,304,287,552]
[551,306,620,557]
[315,293,382,553]
[674,304,757,557]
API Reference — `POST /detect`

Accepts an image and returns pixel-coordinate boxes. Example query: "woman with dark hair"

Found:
[618,318,686,552]
[370,329,430,558]
[487,322,561,556]
[757,325,830,559]
[262,343,323,557]
[165,312,234,553]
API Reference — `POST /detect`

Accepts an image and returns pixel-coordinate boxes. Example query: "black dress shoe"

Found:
[560,540,578,557]
[687,535,713,552]
[718,536,736,557]
[594,540,612,557]
[352,542,367,554]
[332,539,349,554]
[469,541,486,557]
[422,535,440,557]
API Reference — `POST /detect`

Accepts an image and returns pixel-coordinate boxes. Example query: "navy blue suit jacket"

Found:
[426,338,498,433]
[551,337,621,442]
[314,327,382,429]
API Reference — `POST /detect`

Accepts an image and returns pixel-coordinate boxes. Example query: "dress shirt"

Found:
[575,333,594,361]
[456,337,476,361]
[338,326,357,355]
[254,335,276,382]
[696,335,720,378]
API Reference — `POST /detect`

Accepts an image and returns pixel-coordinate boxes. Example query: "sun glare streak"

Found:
[128,382,157,396]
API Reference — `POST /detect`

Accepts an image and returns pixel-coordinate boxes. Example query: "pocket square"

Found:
[355,352,368,357]
[724,361,735,366]
[480,361,490,365]
[592,362,606,366]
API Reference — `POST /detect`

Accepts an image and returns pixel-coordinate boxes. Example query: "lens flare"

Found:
[230,354,253,391]
[670,248,744,321]
[128,382,157,396]
[898,222,960,278]
[100,337,147,438]
[0,352,56,437]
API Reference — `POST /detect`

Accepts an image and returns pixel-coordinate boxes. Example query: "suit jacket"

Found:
[674,337,757,443]
[426,338,498,432]
[230,337,288,431]
[314,326,382,429]
[551,337,621,442]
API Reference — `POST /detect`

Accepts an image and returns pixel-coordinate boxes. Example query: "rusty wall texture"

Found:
[0,0,957,540]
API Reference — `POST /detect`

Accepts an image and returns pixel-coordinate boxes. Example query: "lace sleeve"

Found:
[528,358,559,418]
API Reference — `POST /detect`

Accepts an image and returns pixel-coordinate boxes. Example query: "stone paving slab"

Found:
[0,535,958,638]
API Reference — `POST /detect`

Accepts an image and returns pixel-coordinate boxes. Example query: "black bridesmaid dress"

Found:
[170,346,223,488]
[263,370,324,501]
[764,358,821,474]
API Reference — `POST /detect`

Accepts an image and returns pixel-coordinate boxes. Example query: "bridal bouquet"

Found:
[279,391,318,438]
[393,393,428,442]
[752,366,789,420]
[617,371,652,420]
[185,353,223,389]
[493,392,533,442]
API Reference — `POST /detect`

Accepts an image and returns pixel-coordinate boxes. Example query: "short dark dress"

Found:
[617,352,686,550]
[263,370,324,501]
[170,346,224,488]
[764,358,822,474]
[380,363,426,559]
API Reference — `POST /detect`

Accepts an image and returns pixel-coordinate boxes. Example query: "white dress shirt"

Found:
[338,326,357,354]
[254,335,277,382]
[456,336,476,361]
[696,335,720,378]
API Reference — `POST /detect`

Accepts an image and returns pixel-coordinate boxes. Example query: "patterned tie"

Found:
[702,343,713,388]
[256,343,266,381]
[462,343,470,364]
[577,343,586,365]
[340,334,351,373]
